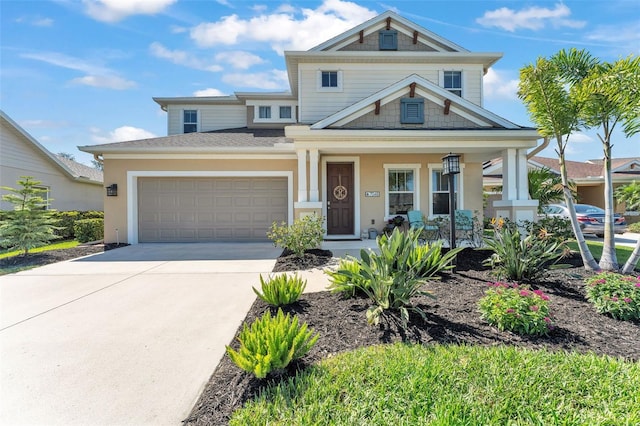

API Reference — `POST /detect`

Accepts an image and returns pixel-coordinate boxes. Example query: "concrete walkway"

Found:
[0,243,281,426]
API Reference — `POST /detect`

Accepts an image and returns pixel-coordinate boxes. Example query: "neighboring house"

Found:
[1,110,104,211]
[483,155,640,221]
[80,11,541,244]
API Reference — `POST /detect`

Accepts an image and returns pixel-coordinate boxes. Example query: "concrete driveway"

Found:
[0,243,281,426]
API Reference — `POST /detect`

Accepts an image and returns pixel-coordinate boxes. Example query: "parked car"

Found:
[540,204,627,237]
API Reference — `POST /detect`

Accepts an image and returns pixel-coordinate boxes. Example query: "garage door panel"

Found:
[138,176,287,242]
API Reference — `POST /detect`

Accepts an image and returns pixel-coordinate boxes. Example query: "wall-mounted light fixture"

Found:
[106,184,118,197]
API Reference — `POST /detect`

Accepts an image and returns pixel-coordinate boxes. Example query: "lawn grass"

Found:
[230,344,640,425]
[0,240,80,259]
[567,240,636,267]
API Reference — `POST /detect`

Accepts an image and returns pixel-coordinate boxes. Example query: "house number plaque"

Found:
[365,191,380,197]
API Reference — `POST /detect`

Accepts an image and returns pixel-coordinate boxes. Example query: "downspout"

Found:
[527,136,549,159]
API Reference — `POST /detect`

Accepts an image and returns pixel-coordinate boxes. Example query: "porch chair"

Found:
[455,209,475,246]
[407,210,440,244]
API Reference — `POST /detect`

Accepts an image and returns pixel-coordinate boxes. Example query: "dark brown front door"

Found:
[327,163,354,235]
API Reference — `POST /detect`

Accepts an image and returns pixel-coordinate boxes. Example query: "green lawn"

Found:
[0,240,79,259]
[230,344,639,425]
[567,240,637,268]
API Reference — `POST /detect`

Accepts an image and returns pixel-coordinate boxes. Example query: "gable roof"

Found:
[1,110,103,185]
[311,74,522,130]
[79,128,294,154]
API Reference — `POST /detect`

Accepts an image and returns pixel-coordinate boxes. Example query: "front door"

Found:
[327,162,354,235]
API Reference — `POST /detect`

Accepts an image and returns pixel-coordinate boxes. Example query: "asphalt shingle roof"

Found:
[55,155,104,182]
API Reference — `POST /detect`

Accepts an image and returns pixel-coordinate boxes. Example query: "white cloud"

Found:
[70,75,136,90]
[586,23,640,52]
[193,88,227,97]
[21,51,135,90]
[222,69,289,90]
[149,42,223,72]
[190,0,377,54]
[82,0,178,23]
[483,69,519,101]
[170,24,187,33]
[215,51,265,70]
[476,3,585,32]
[33,17,54,27]
[91,126,157,143]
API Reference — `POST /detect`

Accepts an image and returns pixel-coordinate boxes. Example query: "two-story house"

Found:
[80,11,540,244]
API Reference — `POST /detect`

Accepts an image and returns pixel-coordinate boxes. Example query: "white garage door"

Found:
[138,177,288,242]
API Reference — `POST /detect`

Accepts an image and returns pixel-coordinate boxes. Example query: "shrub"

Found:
[74,218,104,243]
[268,214,324,258]
[483,218,568,282]
[528,216,574,245]
[333,228,461,326]
[629,222,640,233]
[52,211,105,239]
[478,282,553,335]
[253,274,306,307]
[226,309,319,379]
[585,272,640,321]
[325,258,368,297]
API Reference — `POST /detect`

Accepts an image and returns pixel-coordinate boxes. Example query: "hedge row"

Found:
[0,210,104,240]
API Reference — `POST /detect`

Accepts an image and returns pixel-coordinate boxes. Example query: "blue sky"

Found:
[1,0,638,166]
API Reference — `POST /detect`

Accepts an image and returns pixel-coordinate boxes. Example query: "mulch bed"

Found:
[184,248,640,425]
[0,243,128,270]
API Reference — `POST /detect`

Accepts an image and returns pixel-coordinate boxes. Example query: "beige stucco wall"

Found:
[102,157,298,243]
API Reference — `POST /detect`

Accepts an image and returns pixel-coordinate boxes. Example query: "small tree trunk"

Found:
[598,135,619,271]
[621,240,640,274]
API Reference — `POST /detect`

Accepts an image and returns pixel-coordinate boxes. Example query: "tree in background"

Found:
[527,167,576,213]
[57,152,75,161]
[518,49,600,271]
[615,180,640,212]
[572,55,640,271]
[91,159,104,171]
[0,176,60,255]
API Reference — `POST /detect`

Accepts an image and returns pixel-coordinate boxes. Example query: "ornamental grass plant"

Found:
[253,273,306,307]
[585,272,640,320]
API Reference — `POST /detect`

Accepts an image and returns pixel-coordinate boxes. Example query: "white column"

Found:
[516,149,529,200]
[502,148,517,201]
[297,149,308,203]
[309,149,319,202]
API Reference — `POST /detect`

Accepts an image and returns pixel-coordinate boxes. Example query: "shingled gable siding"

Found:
[338,30,439,52]
[338,96,480,129]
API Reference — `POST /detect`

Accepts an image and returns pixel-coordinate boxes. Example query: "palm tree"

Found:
[527,167,576,212]
[616,180,640,274]
[518,50,600,271]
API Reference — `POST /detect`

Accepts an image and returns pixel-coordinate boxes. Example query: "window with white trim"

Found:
[443,71,462,97]
[279,106,292,119]
[317,70,342,92]
[183,110,197,133]
[34,186,50,210]
[258,106,271,119]
[385,164,420,217]
[431,169,458,215]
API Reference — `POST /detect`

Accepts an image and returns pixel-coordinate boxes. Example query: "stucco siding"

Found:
[0,121,103,211]
[167,104,246,135]
[299,63,483,123]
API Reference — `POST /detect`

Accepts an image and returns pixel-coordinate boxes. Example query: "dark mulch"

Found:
[271,248,334,272]
[185,248,640,425]
[0,243,129,270]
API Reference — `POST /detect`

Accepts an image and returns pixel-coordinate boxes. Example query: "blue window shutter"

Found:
[379,30,398,50]
[401,98,424,124]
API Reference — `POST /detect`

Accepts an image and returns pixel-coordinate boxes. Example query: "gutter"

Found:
[527,136,549,159]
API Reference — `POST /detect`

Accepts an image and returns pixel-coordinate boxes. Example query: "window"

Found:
[183,110,197,133]
[321,71,338,88]
[379,30,398,50]
[34,186,50,210]
[431,170,458,215]
[443,71,462,97]
[385,164,420,217]
[400,98,424,124]
[258,106,271,119]
[279,106,292,119]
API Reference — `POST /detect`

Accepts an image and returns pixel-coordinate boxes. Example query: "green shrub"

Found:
[529,216,574,245]
[585,272,640,320]
[226,309,319,379]
[253,274,306,307]
[267,214,324,258]
[334,228,461,326]
[52,211,105,239]
[478,282,553,335]
[325,258,368,297]
[483,218,567,282]
[629,222,640,233]
[73,218,104,243]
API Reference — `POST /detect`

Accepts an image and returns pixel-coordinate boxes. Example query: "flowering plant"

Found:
[478,282,553,335]
[585,273,640,321]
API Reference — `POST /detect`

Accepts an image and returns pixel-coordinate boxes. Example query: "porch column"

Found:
[493,148,538,223]
[297,149,308,203]
[502,148,517,201]
[516,149,529,200]
[309,149,319,202]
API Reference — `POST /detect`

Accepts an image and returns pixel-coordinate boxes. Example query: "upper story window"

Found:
[400,98,424,124]
[279,106,292,119]
[183,110,197,133]
[379,30,398,50]
[259,106,271,119]
[317,70,342,92]
[443,71,462,97]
